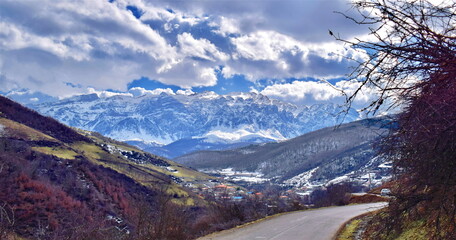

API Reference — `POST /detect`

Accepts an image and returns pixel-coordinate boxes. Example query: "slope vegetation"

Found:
[0,95,214,239]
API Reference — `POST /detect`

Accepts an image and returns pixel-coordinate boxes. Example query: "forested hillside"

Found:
[0,95,211,239]
[175,117,390,185]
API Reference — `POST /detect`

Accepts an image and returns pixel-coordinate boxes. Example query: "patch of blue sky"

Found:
[326,77,347,85]
[255,77,345,89]
[127,72,346,96]
[127,77,182,92]
[65,82,83,88]
[127,74,254,95]
[143,18,235,52]
[126,5,144,19]
[195,69,255,94]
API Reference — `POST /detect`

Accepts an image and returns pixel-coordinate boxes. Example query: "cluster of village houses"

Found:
[181,178,313,205]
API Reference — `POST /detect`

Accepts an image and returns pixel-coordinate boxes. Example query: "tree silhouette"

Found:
[334,0,456,238]
[333,0,456,113]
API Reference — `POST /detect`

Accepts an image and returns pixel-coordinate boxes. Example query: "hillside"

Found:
[175,118,392,188]
[2,95,350,240]
[0,95,217,239]
[29,92,360,158]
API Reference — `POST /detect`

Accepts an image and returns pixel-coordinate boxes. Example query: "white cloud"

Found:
[128,87,175,96]
[75,86,194,98]
[260,80,379,107]
[147,60,218,88]
[0,0,372,98]
[261,81,342,104]
[153,0,365,42]
[0,0,195,96]
[87,88,133,98]
[135,0,201,26]
[81,86,182,98]
[0,22,77,60]
[177,32,229,62]
[176,89,195,95]
[5,89,30,96]
[231,31,365,64]
[232,31,302,61]
[224,31,367,80]
[209,16,241,37]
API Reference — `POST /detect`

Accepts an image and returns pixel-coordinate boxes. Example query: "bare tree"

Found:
[333,0,456,238]
[0,202,15,240]
[333,0,456,113]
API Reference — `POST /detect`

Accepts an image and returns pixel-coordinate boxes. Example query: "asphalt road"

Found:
[198,202,387,240]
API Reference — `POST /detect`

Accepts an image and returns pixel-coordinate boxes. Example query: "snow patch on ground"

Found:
[203,168,270,183]
[238,149,257,155]
[0,124,4,136]
[326,175,350,186]
[378,161,393,168]
[284,167,319,187]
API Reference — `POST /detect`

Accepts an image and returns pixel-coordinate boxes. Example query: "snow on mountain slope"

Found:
[284,167,320,188]
[30,91,360,157]
[203,125,286,143]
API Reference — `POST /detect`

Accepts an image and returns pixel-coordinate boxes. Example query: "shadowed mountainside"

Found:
[175,117,392,184]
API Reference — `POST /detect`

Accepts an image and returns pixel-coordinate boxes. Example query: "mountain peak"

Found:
[64,93,100,103]
[29,91,361,157]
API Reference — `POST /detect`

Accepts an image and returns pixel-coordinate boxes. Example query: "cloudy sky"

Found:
[0,0,376,106]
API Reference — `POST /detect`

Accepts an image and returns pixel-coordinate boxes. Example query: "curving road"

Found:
[198,202,387,240]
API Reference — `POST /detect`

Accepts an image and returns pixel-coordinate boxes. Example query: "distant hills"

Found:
[174,117,393,189]
[4,89,391,191]
[29,91,360,158]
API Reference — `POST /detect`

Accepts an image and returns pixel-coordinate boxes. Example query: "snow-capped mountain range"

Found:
[29,91,360,158]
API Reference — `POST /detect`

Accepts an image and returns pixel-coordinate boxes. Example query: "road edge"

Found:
[199,203,386,240]
[196,209,306,240]
[332,205,386,240]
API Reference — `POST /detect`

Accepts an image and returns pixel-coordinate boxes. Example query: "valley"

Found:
[3,94,381,240]
[2,0,455,239]
[175,118,393,192]
[25,91,395,201]
[10,89,396,197]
